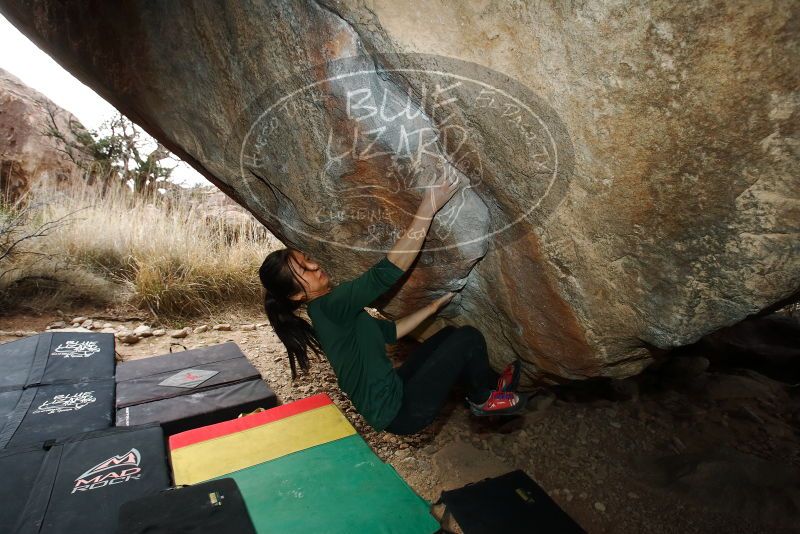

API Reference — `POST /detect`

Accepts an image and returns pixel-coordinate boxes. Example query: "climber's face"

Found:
[287,249,330,302]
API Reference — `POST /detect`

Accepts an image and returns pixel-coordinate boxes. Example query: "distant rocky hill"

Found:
[0,67,92,200]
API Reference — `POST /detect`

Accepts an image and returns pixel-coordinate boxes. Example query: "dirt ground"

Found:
[2,308,799,534]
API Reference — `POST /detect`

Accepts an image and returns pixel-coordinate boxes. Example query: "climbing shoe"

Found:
[497,359,521,392]
[468,390,527,417]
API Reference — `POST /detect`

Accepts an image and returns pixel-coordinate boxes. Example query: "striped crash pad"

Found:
[169,393,439,533]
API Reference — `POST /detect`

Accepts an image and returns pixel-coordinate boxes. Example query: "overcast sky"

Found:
[0,14,209,187]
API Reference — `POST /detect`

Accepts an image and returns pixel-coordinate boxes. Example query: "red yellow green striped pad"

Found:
[168,393,355,485]
[209,433,440,533]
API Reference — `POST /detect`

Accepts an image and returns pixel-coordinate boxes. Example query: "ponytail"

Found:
[259,248,323,379]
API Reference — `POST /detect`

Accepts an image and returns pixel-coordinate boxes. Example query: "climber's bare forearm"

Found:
[386,202,436,271]
[395,302,437,340]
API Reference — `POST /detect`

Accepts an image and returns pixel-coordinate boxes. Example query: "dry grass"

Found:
[0,181,281,319]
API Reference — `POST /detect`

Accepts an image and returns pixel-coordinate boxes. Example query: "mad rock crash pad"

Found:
[1,423,170,534]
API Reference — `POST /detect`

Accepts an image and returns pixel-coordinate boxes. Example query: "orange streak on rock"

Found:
[496,231,597,379]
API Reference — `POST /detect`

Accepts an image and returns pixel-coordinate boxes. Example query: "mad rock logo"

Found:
[72,448,142,494]
[52,340,101,358]
[33,391,96,414]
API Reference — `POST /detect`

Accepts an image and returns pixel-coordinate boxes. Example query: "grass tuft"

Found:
[0,181,280,319]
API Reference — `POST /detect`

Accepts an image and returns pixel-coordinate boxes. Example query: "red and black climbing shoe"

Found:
[468,390,527,417]
[497,359,521,392]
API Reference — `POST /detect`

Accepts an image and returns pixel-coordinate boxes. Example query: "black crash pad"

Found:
[115,477,256,534]
[0,423,170,534]
[438,470,585,533]
[0,379,115,449]
[115,342,276,435]
[115,342,262,407]
[0,332,115,389]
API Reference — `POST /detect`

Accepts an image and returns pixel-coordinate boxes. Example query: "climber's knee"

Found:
[456,325,486,347]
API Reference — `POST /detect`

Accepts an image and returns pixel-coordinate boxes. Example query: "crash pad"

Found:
[169,394,355,485]
[0,332,115,389]
[169,394,439,533]
[115,342,277,436]
[213,434,439,533]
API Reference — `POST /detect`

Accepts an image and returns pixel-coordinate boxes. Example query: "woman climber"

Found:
[258,172,526,435]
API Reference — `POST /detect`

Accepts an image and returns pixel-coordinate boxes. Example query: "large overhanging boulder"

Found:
[2,1,796,384]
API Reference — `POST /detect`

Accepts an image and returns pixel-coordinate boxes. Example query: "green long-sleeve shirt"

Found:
[307,256,406,431]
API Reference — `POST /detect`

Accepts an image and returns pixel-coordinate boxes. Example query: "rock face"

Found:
[2,1,797,383]
[0,67,91,200]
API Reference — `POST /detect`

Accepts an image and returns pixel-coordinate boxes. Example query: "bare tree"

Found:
[0,197,86,299]
[39,99,95,167]
[37,101,178,196]
[105,114,176,195]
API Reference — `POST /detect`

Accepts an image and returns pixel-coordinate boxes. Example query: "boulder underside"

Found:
[1,0,797,384]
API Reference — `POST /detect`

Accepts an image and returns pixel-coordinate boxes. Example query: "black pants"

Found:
[385,325,499,435]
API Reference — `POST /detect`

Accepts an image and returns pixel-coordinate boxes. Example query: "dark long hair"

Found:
[258,247,323,379]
